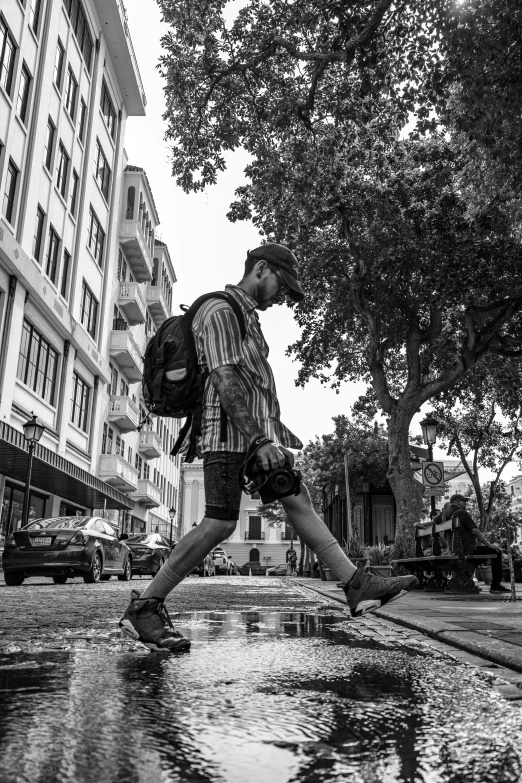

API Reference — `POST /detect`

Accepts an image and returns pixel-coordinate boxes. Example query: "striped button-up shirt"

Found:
[192,285,303,454]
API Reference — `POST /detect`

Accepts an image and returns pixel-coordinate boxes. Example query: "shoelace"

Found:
[133,594,174,630]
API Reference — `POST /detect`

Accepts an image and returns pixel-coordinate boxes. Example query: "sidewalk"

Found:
[297,578,522,673]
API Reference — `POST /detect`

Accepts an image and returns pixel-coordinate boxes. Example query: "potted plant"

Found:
[348,532,368,568]
[366,543,393,577]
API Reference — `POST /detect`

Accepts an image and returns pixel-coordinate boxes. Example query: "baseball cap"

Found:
[247,243,305,302]
[450,494,469,503]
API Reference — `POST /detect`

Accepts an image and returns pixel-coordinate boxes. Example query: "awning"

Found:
[0,422,134,510]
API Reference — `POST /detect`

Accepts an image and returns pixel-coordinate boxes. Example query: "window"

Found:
[128,446,133,464]
[115,435,125,458]
[80,280,98,338]
[117,249,127,283]
[70,371,90,431]
[100,79,116,139]
[78,97,87,142]
[70,169,79,216]
[109,362,118,396]
[0,16,17,96]
[102,423,114,455]
[16,319,58,405]
[120,378,129,397]
[64,66,78,118]
[44,117,55,171]
[45,225,60,284]
[135,454,143,478]
[61,249,71,299]
[56,142,69,198]
[87,205,105,266]
[54,39,65,89]
[17,63,31,123]
[143,463,150,480]
[2,159,18,224]
[33,205,45,262]
[63,0,94,72]
[29,0,43,36]
[94,139,111,200]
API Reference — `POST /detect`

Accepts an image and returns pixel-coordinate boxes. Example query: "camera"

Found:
[240,456,302,504]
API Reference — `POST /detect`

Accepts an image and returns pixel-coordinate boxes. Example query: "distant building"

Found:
[179,460,301,570]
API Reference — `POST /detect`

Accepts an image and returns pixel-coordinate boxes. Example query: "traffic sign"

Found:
[422,461,445,488]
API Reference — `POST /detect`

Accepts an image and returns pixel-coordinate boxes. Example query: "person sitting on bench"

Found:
[447,494,509,594]
[414,503,450,556]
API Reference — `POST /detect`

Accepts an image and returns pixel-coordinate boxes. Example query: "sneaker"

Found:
[343,566,419,618]
[119,590,191,652]
[490,584,510,594]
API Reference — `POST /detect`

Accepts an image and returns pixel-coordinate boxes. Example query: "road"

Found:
[1,576,522,783]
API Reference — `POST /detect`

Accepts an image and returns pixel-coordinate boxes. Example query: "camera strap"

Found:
[237,436,273,495]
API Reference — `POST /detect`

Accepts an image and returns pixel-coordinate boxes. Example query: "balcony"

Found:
[119,220,153,281]
[138,430,162,459]
[131,479,161,508]
[118,282,146,325]
[98,455,138,493]
[244,531,265,541]
[146,285,170,325]
[109,326,143,383]
[281,530,294,541]
[108,395,139,433]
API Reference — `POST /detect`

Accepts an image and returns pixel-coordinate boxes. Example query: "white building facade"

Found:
[180,460,301,571]
[0,0,180,544]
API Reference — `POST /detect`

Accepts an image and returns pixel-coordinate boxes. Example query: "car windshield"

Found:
[127,535,151,544]
[25,517,91,530]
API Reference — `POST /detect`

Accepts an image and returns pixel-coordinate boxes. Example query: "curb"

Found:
[297,580,522,675]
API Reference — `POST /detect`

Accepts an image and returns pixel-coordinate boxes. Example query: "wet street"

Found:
[1,577,522,783]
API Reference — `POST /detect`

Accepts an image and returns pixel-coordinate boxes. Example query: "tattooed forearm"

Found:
[210,365,265,442]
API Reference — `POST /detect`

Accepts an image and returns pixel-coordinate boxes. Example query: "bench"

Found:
[392,517,496,594]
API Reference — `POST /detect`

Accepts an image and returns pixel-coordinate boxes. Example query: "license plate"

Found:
[32,538,52,546]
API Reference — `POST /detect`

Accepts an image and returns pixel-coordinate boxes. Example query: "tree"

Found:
[156,1,522,554]
[432,359,522,530]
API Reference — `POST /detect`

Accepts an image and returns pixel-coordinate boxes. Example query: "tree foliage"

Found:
[156,0,522,552]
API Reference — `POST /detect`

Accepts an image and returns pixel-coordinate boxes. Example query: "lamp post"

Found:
[168,506,176,547]
[21,414,45,530]
[420,415,439,519]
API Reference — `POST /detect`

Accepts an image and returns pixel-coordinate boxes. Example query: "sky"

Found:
[122,1,519,481]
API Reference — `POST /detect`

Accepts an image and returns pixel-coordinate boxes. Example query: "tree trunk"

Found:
[387,410,424,558]
[303,545,311,576]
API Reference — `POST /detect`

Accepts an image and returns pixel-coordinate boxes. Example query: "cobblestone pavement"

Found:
[2,576,522,783]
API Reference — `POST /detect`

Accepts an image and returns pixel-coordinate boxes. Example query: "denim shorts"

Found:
[203,451,247,521]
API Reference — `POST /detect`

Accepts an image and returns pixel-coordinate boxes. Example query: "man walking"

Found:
[119,244,418,651]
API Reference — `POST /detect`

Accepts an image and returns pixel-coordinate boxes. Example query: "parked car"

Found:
[192,554,216,577]
[267,563,289,576]
[2,516,132,586]
[212,548,229,575]
[124,533,172,576]
[239,560,267,576]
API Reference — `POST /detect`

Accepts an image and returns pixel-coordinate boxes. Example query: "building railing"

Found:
[280,530,294,541]
[244,531,265,540]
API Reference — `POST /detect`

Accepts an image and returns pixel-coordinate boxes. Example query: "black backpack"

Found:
[142,291,246,463]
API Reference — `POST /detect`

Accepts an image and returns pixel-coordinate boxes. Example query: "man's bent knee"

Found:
[203,516,237,539]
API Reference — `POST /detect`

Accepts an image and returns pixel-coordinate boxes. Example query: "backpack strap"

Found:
[172,292,247,461]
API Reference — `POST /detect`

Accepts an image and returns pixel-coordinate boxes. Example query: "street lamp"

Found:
[21,414,45,530]
[420,415,439,518]
[168,506,176,547]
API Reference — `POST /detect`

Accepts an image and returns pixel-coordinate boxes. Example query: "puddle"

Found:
[0,611,521,783]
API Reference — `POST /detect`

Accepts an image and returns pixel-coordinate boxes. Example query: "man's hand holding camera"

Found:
[255,442,294,471]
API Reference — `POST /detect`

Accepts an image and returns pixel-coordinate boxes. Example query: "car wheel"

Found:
[52,576,67,585]
[100,575,111,581]
[83,551,102,583]
[4,571,24,586]
[118,557,132,581]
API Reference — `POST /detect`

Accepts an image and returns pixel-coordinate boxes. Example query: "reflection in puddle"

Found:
[0,611,521,783]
